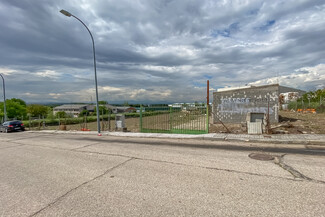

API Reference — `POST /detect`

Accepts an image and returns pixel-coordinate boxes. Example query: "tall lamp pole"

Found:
[60,9,101,135]
[0,74,7,122]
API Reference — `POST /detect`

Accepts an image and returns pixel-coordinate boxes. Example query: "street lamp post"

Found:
[60,9,101,135]
[0,74,7,122]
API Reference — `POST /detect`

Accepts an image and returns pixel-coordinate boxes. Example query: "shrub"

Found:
[288,101,322,110]
[316,104,325,113]
[56,111,67,118]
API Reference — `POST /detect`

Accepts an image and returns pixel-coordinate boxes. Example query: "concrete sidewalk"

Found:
[29,130,325,145]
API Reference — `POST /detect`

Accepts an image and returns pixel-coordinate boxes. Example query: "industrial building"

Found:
[53,104,92,117]
[53,104,136,117]
[213,84,305,126]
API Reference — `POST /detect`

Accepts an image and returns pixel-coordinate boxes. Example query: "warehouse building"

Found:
[213,84,305,125]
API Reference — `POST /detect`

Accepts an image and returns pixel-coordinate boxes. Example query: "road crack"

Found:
[7,142,325,185]
[73,149,305,183]
[70,142,102,150]
[28,157,134,217]
[0,143,27,150]
[274,155,325,184]
[6,134,53,142]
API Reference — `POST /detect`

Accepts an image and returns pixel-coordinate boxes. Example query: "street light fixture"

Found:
[0,74,7,122]
[60,9,101,135]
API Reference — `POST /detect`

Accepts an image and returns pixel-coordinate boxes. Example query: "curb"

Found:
[26,130,325,146]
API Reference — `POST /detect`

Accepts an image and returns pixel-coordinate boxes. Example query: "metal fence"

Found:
[3,106,208,134]
[22,114,114,131]
[140,105,208,134]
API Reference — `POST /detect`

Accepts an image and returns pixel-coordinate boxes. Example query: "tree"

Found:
[0,98,27,120]
[26,104,49,117]
[11,98,27,107]
[78,109,89,117]
[56,111,67,118]
[292,88,325,110]
[300,89,325,104]
[47,108,55,120]
[0,102,4,120]
[98,100,108,105]
[93,105,110,115]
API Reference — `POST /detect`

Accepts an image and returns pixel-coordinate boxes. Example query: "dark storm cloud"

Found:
[0,0,325,103]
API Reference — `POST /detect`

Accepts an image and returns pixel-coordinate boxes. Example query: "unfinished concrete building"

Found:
[213,84,305,133]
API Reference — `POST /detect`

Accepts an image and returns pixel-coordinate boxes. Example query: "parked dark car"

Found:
[0,120,25,133]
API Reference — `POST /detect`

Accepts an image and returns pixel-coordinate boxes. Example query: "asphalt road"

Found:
[0,132,324,217]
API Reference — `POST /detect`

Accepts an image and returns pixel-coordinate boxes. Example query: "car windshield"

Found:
[3,121,21,125]
[11,121,22,124]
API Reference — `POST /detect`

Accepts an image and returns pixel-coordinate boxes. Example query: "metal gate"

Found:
[140,105,208,134]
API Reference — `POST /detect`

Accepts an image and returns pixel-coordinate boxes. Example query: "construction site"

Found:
[211,84,325,134]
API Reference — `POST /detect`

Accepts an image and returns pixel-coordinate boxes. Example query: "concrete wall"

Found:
[278,86,306,95]
[213,84,280,124]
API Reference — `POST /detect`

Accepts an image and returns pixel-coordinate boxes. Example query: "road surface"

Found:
[0,132,324,216]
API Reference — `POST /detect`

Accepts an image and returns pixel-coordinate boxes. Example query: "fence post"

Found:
[206,104,209,133]
[169,106,173,132]
[321,96,322,105]
[108,110,110,131]
[140,105,143,132]
[42,115,45,129]
[85,114,87,130]
[101,109,104,131]
[29,115,31,131]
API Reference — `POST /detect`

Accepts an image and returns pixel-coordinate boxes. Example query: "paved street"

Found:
[0,132,324,216]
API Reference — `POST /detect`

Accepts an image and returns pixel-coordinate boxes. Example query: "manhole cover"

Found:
[248,153,274,161]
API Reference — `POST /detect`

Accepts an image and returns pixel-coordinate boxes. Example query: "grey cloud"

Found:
[0,0,324,103]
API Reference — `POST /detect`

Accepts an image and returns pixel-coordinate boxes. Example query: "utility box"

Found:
[246,112,264,134]
[247,121,263,134]
[115,114,126,130]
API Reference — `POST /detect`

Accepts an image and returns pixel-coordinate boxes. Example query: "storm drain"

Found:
[248,153,274,161]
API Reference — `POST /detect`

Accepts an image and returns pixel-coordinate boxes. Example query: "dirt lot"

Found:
[40,113,207,133]
[210,110,325,134]
[277,110,325,134]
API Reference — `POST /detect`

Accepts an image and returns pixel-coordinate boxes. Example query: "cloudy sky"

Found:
[0,0,325,104]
